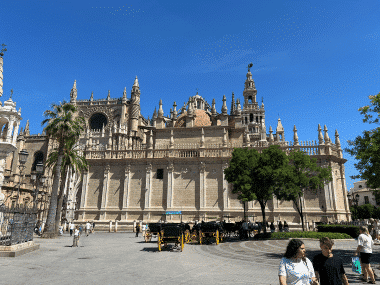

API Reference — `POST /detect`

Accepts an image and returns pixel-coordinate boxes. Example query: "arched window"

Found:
[89,113,108,130]
[250,114,253,122]
[32,151,44,171]
[358,185,362,189]
[248,96,252,103]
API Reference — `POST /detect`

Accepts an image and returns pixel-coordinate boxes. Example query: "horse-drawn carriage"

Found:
[157,223,185,252]
[192,221,224,245]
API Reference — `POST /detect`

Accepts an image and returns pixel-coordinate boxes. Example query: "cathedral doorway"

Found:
[89,113,108,130]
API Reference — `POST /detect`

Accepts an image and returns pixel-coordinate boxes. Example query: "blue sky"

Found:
[1,0,379,192]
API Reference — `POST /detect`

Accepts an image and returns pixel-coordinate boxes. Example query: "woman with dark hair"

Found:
[279,239,319,285]
[355,226,375,283]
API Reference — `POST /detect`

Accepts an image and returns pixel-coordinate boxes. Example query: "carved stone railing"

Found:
[85,143,341,160]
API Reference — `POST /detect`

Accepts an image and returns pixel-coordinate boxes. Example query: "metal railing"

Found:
[0,205,37,246]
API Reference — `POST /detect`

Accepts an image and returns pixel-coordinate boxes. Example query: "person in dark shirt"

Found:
[312,237,349,285]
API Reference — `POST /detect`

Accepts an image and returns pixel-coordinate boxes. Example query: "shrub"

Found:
[317,224,360,238]
[254,231,351,240]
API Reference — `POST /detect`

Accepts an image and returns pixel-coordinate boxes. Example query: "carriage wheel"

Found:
[181,233,184,252]
[216,230,219,245]
[157,234,161,252]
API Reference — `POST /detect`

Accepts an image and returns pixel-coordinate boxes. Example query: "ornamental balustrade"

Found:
[84,142,341,160]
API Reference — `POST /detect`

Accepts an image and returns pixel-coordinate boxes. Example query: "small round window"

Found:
[90,113,108,130]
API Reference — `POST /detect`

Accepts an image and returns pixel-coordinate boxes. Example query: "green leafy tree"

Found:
[275,150,332,231]
[42,101,85,237]
[224,145,289,233]
[45,136,88,233]
[345,93,380,190]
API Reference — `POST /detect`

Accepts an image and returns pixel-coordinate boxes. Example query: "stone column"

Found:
[12,121,19,144]
[166,162,174,209]
[122,164,130,209]
[199,162,206,209]
[144,163,152,209]
[222,163,229,210]
[79,170,89,208]
[101,164,110,208]
[6,119,14,141]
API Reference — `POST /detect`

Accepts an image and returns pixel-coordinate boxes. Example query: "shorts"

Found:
[360,252,372,264]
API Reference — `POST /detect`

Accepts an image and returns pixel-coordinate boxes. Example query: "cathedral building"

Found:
[2,62,351,228]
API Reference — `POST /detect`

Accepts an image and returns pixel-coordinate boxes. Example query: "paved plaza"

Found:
[1,233,380,285]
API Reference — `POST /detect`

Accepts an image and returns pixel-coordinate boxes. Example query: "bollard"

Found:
[109,220,112,232]
[115,220,118,232]
[133,220,136,232]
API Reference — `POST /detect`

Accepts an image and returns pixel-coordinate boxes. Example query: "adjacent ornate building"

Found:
[2,64,351,228]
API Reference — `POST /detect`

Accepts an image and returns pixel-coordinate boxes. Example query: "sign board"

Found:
[165,211,182,215]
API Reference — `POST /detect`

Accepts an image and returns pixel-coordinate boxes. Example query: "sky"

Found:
[1,0,379,192]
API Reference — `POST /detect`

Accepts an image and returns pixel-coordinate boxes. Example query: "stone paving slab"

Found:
[1,233,380,285]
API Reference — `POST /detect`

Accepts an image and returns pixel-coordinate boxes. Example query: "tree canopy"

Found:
[224,145,289,232]
[345,92,380,190]
[274,150,332,231]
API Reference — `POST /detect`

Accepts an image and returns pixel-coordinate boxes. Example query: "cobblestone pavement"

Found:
[1,233,380,285]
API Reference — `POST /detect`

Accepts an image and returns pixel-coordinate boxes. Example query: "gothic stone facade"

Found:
[6,70,351,225]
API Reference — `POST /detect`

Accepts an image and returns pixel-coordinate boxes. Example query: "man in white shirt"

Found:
[69,222,75,237]
[85,222,91,237]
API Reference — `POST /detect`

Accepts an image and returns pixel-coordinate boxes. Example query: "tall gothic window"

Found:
[250,114,253,122]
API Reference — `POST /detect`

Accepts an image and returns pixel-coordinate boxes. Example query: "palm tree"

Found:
[45,136,88,233]
[42,101,85,237]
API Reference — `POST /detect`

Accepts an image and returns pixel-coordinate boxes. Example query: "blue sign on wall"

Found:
[165,211,182,215]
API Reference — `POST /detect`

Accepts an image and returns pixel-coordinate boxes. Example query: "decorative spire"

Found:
[276,118,284,132]
[211,98,216,115]
[153,107,157,119]
[236,98,241,116]
[24,120,30,136]
[335,129,341,147]
[122,87,127,101]
[157,99,164,118]
[261,97,264,109]
[269,126,274,142]
[90,91,94,101]
[293,125,299,146]
[70,80,77,102]
[172,102,177,119]
[244,64,256,91]
[230,92,236,115]
[188,97,194,116]
[147,116,150,127]
[107,90,111,100]
[133,76,139,87]
[318,124,324,145]
[324,125,330,144]
[221,95,228,115]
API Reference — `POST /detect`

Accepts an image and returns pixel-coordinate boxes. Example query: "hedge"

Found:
[254,231,352,240]
[316,225,360,239]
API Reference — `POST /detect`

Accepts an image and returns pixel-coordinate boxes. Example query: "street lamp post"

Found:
[16,149,29,206]
[31,162,45,209]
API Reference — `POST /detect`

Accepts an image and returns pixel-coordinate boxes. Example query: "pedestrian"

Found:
[69,222,75,237]
[284,221,289,232]
[85,221,91,236]
[312,237,349,285]
[270,222,275,233]
[278,239,319,285]
[279,221,283,232]
[354,226,376,284]
[72,226,80,247]
[92,221,95,233]
[135,223,140,237]
[79,224,83,235]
